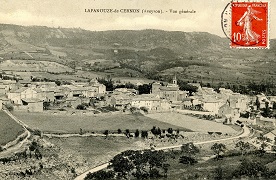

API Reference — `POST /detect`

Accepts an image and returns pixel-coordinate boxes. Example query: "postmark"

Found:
[222,1,269,49]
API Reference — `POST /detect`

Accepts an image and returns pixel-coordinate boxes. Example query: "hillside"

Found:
[0,23,275,84]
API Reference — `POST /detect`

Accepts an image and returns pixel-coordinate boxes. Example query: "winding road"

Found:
[74,125,251,180]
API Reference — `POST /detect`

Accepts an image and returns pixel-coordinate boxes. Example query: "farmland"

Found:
[0,60,73,73]
[13,112,187,133]
[146,112,237,133]
[0,110,24,146]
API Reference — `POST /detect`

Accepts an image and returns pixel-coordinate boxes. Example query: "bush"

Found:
[140,106,149,113]
[5,103,14,111]
[76,104,86,110]
[179,156,198,165]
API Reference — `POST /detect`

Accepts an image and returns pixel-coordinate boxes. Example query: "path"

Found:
[74,125,251,180]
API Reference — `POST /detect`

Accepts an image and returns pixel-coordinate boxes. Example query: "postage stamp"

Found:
[231,2,269,48]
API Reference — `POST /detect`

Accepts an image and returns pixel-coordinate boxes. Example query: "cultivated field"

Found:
[13,112,187,133]
[146,112,237,133]
[0,110,24,146]
[0,60,73,73]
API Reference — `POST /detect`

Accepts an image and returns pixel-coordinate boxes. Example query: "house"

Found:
[218,102,240,124]
[113,88,138,95]
[0,80,17,93]
[264,129,276,143]
[200,94,225,114]
[131,94,171,112]
[62,85,88,98]
[8,87,38,105]
[65,97,82,108]
[256,94,271,109]
[183,98,193,107]
[228,93,249,112]
[21,98,43,112]
[254,116,276,127]
[107,94,132,110]
[152,76,188,102]
[89,79,106,96]
[35,88,55,102]
[0,94,10,105]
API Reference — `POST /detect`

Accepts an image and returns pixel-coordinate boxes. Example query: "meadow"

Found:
[146,112,237,133]
[13,112,187,134]
[0,110,24,146]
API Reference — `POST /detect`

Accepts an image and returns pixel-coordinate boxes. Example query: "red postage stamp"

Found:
[231,2,269,48]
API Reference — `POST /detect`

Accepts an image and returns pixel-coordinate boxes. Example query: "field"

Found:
[146,112,237,133]
[13,112,187,133]
[0,110,24,146]
[0,60,73,73]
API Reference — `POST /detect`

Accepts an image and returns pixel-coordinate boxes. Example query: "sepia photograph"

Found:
[0,0,276,179]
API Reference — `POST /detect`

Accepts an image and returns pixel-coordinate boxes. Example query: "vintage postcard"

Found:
[0,0,276,180]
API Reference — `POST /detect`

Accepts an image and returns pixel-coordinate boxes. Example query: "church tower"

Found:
[172,74,177,85]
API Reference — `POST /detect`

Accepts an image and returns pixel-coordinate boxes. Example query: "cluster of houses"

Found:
[0,79,106,112]
[0,77,275,126]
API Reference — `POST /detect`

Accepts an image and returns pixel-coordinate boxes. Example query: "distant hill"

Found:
[0,23,275,84]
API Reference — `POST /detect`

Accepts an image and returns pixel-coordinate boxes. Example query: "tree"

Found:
[273,102,276,110]
[211,143,226,160]
[125,129,130,138]
[257,134,271,154]
[261,101,272,117]
[233,159,269,178]
[55,80,61,86]
[256,98,260,110]
[109,152,135,179]
[103,130,109,137]
[181,142,200,157]
[141,131,148,139]
[117,129,122,134]
[167,128,173,134]
[85,170,115,180]
[235,141,250,156]
[135,129,140,138]
[43,101,51,110]
[138,84,151,94]
[5,103,14,111]
[213,166,223,180]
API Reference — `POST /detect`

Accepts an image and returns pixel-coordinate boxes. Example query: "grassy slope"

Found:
[0,110,24,146]
[162,153,276,180]
[13,112,188,133]
[47,136,144,171]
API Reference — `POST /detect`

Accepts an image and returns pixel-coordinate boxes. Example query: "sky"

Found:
[0,0,275,38]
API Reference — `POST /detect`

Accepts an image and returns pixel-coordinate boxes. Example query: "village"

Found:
[0,75,275,127]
